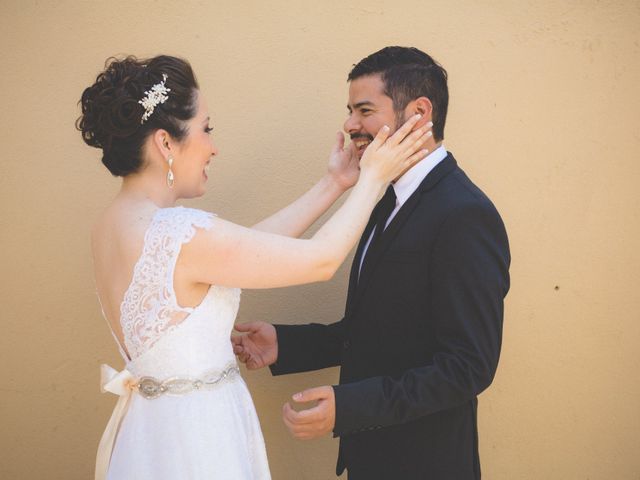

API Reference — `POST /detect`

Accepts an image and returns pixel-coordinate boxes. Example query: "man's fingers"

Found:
[291,405,323,424]
[282,402,295,430]
[283,402,303,424]
[246,355,263,370]
[237,351,250,364]
[282,403,321,438]
[299,406,324,424]
[283,402,301,431]
[233,321,258,333]
[292,386,331,403]
[283,399,321,422]
[246,359,256,369]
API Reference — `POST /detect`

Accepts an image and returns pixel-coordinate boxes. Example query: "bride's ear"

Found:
[151,129,173,161]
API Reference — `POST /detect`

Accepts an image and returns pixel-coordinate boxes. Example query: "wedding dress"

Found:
[96,206,270,480]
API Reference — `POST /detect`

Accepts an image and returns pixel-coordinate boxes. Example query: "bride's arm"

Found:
[251,132,359,238]
[181,116,429,289]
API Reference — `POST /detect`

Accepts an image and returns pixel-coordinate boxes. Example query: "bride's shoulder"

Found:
[94,202,155,234]
[151,207,220,247]
[91,202,155,265]
[157,206,217,228]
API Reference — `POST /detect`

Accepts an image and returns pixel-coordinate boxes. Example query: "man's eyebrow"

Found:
[347,101,375,111]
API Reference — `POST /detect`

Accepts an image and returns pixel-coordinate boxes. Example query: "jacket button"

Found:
[343,340,351,349]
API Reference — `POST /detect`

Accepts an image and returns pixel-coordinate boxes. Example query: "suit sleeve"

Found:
[332,202,510,436]
[269,319,346,375]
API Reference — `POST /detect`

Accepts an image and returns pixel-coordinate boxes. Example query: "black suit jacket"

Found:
[271,154,511,479]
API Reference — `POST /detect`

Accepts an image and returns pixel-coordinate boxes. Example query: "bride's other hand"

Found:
[327,131,359,191]
[359,114,432,185]
[232,322,278,369]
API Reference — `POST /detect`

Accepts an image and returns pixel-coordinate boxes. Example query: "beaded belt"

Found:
[95,362,240,480]
[135,364,240,399]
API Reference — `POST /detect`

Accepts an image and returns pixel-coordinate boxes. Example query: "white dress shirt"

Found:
[358,145,448,276]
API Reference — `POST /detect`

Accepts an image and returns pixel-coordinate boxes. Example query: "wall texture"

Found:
[1,0,639,478]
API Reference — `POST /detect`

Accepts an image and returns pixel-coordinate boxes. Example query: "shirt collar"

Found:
[392,144,447,207]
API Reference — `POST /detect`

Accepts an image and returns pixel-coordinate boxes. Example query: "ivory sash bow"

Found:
[95,364,135,480]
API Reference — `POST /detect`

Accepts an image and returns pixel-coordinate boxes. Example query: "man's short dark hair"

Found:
[348,46,449,141]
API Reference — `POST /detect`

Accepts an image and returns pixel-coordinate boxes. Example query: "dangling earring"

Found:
[166,154,175,188]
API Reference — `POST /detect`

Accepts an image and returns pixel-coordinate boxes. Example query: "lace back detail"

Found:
[120,207,215,359]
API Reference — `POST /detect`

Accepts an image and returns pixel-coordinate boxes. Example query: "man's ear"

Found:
[405,97,433,130]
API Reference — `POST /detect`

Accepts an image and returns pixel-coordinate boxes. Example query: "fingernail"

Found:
[293,392,302,400]
[382,125,390,132]
[415,114,422,119]
[427,121,433,127]
[427,131,433,137]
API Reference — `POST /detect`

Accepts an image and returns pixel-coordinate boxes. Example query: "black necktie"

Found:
[362,185,396,269]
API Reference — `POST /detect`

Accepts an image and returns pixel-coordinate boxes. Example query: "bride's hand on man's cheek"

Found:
[327,131,360,190]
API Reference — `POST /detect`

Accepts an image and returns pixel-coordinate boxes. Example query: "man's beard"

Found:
[394,109,409,134]
[349,110,407,157]
[349,110,406,144]
[350,132,374,143]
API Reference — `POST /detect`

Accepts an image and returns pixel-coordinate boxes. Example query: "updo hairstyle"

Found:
[77,55,199,176]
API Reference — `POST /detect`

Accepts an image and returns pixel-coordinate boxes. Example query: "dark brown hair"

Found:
[348,47,449,141]
[77,55,199,176]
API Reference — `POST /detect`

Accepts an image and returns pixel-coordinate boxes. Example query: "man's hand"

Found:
[282,386,336,440]
[232,321,278,369]
[327,131,359,190]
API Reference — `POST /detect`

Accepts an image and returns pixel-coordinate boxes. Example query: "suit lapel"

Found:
[352,154,458,310]
[416,153,457,194]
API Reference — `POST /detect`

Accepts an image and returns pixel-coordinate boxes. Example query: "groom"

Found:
[233,46,511,479]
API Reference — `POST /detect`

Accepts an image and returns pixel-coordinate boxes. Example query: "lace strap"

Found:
[154,207,216,307]
[120,206,216,359]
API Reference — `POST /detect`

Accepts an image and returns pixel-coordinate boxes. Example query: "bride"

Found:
[78,54,430,480]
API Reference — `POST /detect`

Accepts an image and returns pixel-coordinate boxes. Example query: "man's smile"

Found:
[351,133,374,157]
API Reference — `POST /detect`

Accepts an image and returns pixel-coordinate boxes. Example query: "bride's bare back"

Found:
[92,199,209,353]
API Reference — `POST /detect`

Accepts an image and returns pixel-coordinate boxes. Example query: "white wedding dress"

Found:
[96,206,271,480]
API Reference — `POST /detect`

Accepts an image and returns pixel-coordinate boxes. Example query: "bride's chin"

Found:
[181,186,206,199]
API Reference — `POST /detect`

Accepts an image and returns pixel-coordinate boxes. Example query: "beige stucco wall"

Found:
[1,0,639,478]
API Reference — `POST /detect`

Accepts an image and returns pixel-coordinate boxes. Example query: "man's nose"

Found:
[343,115,360,134]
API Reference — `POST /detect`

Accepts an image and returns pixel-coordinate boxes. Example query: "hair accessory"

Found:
[139,74,171,124]
[166,154,175,188]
